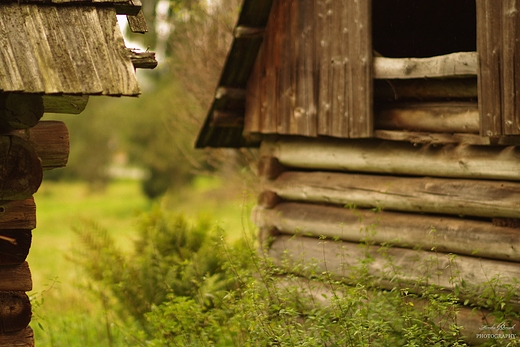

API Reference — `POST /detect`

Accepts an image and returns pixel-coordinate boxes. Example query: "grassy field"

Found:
[28,176,256,346]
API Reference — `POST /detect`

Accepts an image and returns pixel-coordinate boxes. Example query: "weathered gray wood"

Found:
[269,235,520,304]
[0,326,34,347]
[0,262,32,291]
[374,78,477,101]
[266,171,520,218]
[373,130,489,145]
[0,230,31,265]
[375,102,479,134]
[127,49,157,69]
[42,95,89,114]
[373,52,477,79]
[0,291,31,333]
[10,121,69,170]
[127,11,148,33]
[477,0,503,136]
[261,137,520,181]
[0,136,42,201]
[502,0,520,135]
[254,202,520,261]
[0,199,36,230]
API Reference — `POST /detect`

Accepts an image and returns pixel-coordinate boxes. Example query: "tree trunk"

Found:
[0,136,42,201]
[0,263,32,291]
[0,199,36,230]
[261,137,520,181]
[254,202,520,262]
[265,171,520,218]
[0,230,31,265]
[0,291,31,333]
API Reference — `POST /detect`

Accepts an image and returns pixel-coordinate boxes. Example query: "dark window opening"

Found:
[372,0,476,58]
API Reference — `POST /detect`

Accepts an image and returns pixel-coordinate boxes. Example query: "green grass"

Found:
[28,176,255,346]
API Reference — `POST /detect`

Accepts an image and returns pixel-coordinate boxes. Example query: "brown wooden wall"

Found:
[244,0,372,139]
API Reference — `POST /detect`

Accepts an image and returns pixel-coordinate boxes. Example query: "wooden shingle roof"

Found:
[0,3,142,96]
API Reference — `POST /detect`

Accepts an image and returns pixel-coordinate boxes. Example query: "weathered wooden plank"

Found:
[266,171,520,218]
[0,326,34,347]
[127,11,148,33]
[269,235,520,304]
[477,0,503,136]
[373,130,491,145]
[244,44,263,134]
[254,202,520,261]
[373,52,477,79]
[275,0,291,134]
[347,0,372,138]
[260,0,278,133]
[502,0,520,134]
[261,137,520,181]
[97,9,140,96]
[127,48,157,69]
[375,102,479,134]
[0,136,42,201]
[10,121,69,170]
[0,230,31,265]
[0,199,36,230]
[316,0,332,135]
[0,8,24,92]
[0,291,31,333]
[0,262,32,291]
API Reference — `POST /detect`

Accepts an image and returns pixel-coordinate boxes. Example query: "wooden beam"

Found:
[0,262,31,291]
[0,136,42,201]
[373,52,477,79]
[0,199,36,230]
[210,110,244,128]
[0,230,31,265]
[0,326,34,347]
[254,202,520,262]
[374,78,477,101]
[375,102,479,134]
[261,137,520,181]
[10,121,69,170]
[0,291,31,333]
[42,95,88,115]
[266,171,520,218]
[127,48,157,69]
[373,130,491,145]
[269,235,520,305]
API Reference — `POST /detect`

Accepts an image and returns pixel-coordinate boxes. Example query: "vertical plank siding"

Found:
[502,0,520,135]
[244,0,372,139]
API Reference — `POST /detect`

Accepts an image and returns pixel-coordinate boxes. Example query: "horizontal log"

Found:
[0,136,42,201]
[210,110,244,128]
[373,130,491,145]
[269,235,520,305]
[266,171,520,219]
[0,292,31,333]
[0,262,32,291]
[257,156,286,180]
[374,78,477,101]
[41,95,88,115]
[0,94,44,133]
[10,121,70,170]
[0,230,31,265]
[374,102,479,133]
[373,52,477,79]
[0,199,36,230]
[127,48,157,69]
[261,137,520,181]
[0,326,33,347]
[254,202,520,261]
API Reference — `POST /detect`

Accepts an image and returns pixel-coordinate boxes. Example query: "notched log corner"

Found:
[127,48,158,69]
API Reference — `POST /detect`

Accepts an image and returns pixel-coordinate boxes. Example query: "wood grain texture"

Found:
[0,5,139,95]
[502,0,520,135]
[254,202,520,261]
[261,137,520,181]
[10,121,69,170]
[0,262,32,291]
[269,235,520,303]
[0,326,34,347]
[0,136,42,201]
[0,291,31,333]
[0,199,36,230]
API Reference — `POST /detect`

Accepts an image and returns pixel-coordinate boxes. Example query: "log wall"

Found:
[255,136,520,345]
[0,110,70,346]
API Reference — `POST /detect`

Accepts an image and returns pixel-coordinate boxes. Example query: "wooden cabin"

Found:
[0,4,155,346]
[197,0,520,343]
